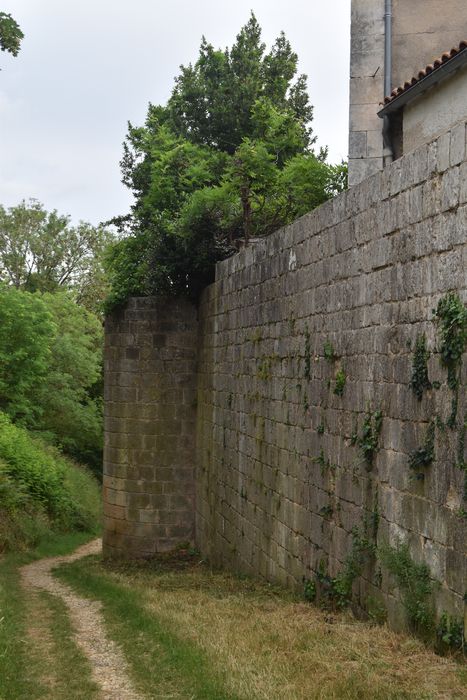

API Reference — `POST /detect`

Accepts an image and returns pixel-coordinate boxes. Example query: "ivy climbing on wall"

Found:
[410,334,431,401]
[435,292,467,428]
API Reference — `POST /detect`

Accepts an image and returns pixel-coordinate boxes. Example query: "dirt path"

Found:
[21,539,143,700]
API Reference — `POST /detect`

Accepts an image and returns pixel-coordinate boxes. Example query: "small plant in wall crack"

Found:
[304,328,311,380]
[357,409,383,469]
[333,368,346,397]
[323,340,336,362]
[410,333,431,401]
[408,421,435,480]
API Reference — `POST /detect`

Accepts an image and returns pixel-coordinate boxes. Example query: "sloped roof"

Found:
[378,40,467,116]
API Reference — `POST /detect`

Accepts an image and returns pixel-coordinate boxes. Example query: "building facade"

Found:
[349,0,467,186]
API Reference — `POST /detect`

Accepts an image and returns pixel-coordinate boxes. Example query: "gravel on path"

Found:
[21,539,143,700]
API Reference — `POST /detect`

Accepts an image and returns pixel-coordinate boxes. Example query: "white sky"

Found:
[0,1,350,226]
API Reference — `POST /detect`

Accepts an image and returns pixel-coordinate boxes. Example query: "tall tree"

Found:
[168,14,313,153]
[106,14,347,309]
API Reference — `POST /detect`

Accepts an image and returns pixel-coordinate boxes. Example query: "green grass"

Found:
[38,591,100,699]
[56,552,467,700]
[56,556,241,700]
[0,531,99,700]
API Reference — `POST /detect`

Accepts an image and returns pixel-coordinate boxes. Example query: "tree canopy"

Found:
[0,200,113,312]
[0,286,103,474]
[106,13,347,309]
[0,12,23,57]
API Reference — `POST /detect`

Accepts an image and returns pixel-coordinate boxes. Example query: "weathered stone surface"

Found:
[196,124,466,623]
[104,123,466,632]
[102,297,198,558]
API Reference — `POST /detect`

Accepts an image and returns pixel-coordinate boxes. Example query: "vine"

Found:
[323,340,336,362]
[357,410,383,468]
[304,328,311,380]
[378,541,435,638]
[333,368,347,397]
[410,334,431,401]
[408,422,435,480]
[316,528,375,610]
[435,293,467,428]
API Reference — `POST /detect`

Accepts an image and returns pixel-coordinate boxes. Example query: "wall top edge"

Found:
[214,121,466,282]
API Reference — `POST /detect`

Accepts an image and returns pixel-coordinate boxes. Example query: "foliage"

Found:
[408,422,435,479]
[435,293,467,391]
[0,285,55,423]
[357,410,383,468]
[0,412,101,552]
[334,368,346,396]
[435,293,467,428]
[0,200,113,312]
[167,14,314,154]
[323,340,336,362]
[36,292,103,472]
[410,334,431,401]
[0,287,103,471]
[316,529,374,610]
[0,12,23,57]
[303,577,316,602]
[304,328,311,380]
[379,541,435,637]
[436,613,465,654]
[106,15,347,307]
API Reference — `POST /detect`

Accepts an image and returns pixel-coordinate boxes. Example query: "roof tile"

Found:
[384,40,467,105]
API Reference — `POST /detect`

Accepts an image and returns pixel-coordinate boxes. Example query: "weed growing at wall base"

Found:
[408,422,435,479]
[378,541,435,639]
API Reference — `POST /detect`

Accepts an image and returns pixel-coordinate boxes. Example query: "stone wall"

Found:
[102,297,198,558]
[103,123,466,630]
[196,124,467,628]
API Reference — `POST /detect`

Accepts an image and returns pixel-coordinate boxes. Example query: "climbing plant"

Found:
[408,422,435,480]
[435,293,467,428]
[410,334,431,401]
[378,541,435,638]
[357,410,383,468]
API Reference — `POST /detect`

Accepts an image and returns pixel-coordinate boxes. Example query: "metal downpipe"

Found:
[383,0,394,165]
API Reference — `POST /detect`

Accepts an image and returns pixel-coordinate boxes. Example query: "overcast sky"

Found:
[0,1,350,226]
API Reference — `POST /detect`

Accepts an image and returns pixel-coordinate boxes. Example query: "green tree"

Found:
[168,15,313,153]
[0,287,103,473]
[0,12,23,57]
[0,200,113,311]
[0,286,55,423]
[106,14,347,308]
[37,293,103,473]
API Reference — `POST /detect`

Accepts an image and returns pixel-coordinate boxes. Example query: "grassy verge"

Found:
[55,556,240,699]
[0,412,101,554]
[37,591,100,699]
[0,531,99,700]
[56,551,467,700]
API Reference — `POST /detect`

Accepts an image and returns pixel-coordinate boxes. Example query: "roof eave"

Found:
[378,49,467,118]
